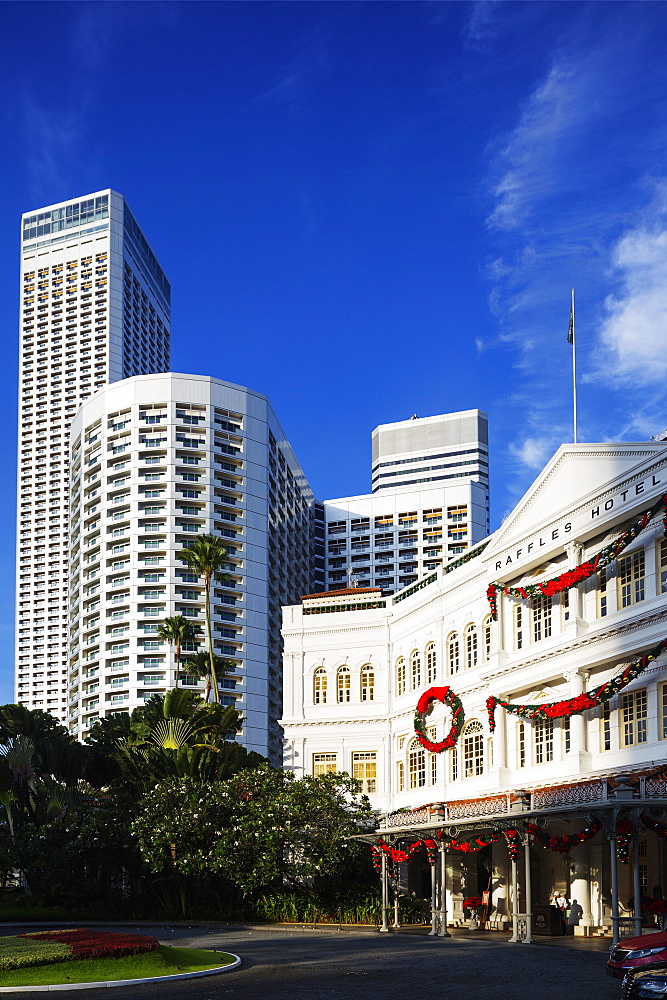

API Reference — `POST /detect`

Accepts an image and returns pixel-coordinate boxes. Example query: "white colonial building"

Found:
[282,441,667,940]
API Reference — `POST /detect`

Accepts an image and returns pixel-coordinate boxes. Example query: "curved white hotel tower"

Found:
[15,191,170,720]
[67,373,322,761]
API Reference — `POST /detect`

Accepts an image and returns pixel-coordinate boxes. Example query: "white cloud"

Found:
[23,97,84,195]
[594,183,667,387]
[488,60,588,231]
[508,434,557,471]
[462,1,506,51]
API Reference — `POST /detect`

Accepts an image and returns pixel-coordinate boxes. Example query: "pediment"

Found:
[486,443,666,553]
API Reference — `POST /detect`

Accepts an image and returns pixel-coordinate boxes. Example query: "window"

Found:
[464,623,478,669]
[618,550,645,608]
[313,667,327,705]
[360,665,374,702]
[598,567,608,618]
[313,753,337,776]
[660,538,667,594]
[426,642,436,684]
[534,720,554,763]
[561,590,570,624]
[352,752,377,793]
[621,689,647,746]
[518,722,526,767]
[396,657,406,696]
[447,633,460,674]
[337,666,351,704]
[532,595,552,642]
[463,721,484,777]
[396,760,405,792]
[483,616,492,661]
[514,605,524,650]
[450,748,458,782]
[600,701,611,750]
[408,740,426,788]
[410,650,421,690]
[430,750,437,785]
[563,719,571,754]
[661,684,667,740]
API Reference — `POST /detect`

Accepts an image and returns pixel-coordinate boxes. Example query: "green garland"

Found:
[487,639,667,731]
[486,493,667,620]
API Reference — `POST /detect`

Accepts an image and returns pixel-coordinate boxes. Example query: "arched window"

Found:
[410,650,421,690]
[463,720,484,777]
[360,665,375,702]
[465,623,478,670]
[482,616,492,662]
[396,657,406,696]
[337,666,351,704]
[447,632,460,675]
[313,667,327,704]
[408,739,426,788]
[425,642,436,684]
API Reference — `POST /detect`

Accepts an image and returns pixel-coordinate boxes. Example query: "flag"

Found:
[567,298,574,344]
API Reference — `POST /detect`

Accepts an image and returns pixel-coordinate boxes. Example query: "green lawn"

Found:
[0,944,236,987]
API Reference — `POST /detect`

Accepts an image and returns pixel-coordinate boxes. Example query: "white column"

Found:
[566,669,592,771]
[393,890,401,929]
[633,812,643,938]
[570,846,592,930]
[523,836,533,944]
[439,843,450,937]
[564,541,585,621]
[429,859,438,935]
[610,834,620,947]
[380,854,390,932]
[509,852,519,942]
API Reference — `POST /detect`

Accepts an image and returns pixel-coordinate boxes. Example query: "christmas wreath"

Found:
[414,686,465,753]
[486,493,667,620]
[486,639,667,732]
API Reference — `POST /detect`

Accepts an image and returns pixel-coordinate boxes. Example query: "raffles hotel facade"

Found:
[281,441,667,940]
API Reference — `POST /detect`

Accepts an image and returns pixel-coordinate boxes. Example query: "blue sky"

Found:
[1,1,667,703]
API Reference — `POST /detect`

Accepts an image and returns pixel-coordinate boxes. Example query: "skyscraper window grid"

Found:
[15,190,170,720]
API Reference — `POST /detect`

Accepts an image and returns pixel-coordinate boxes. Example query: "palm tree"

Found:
[179,534,230,703]
[182,649,234,704]
[156,615,200,688]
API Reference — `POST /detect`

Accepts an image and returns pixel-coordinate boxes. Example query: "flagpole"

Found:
[571,288,578,444]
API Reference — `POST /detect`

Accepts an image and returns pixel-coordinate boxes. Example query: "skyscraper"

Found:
[324,410,489,595]
[67,373,324,761]
[15,190,170,720]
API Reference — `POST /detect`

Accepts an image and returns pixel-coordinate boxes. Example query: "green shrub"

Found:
[0,937,70,971]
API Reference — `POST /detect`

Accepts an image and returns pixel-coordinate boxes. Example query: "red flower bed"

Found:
[18,929,159,960]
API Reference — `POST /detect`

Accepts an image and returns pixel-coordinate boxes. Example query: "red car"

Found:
[607,930,667,980]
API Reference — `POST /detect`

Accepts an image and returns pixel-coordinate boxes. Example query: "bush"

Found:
[0,937,70,971]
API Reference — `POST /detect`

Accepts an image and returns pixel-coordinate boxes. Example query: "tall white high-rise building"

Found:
[15,190,170,720]
[67,373,324,762]
[324,410,489,595]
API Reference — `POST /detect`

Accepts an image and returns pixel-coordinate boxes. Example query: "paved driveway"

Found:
[4,924,621,1000]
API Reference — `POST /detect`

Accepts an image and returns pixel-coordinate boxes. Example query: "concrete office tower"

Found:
[15,191,170,720]
[67,373,323,762]
[324,410,489,595]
